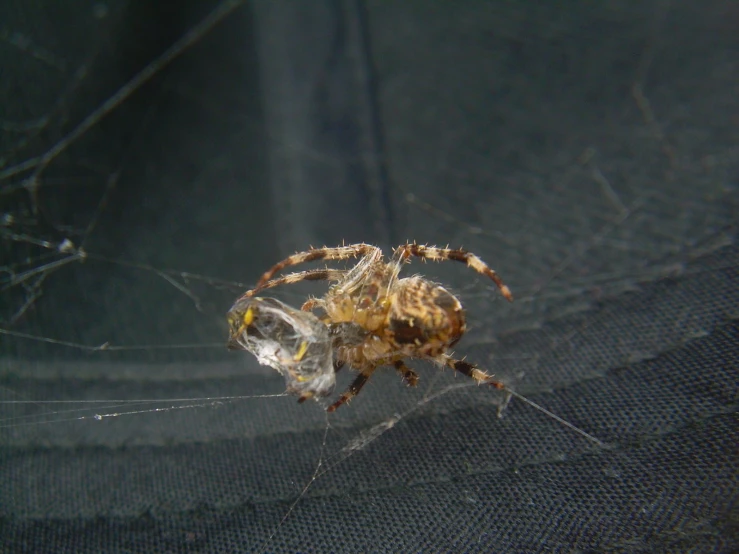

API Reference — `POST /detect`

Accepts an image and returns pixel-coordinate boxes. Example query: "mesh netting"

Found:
[1,1,737,552]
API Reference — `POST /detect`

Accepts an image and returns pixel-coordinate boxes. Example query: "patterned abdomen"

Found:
[387,277,467,356]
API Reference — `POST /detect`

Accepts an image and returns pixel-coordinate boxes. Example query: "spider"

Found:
[229,243,513,412]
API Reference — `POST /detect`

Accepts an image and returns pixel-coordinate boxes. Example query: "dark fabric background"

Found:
[1,1,737,552]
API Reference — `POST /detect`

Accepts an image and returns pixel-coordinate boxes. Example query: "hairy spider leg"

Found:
[327,365,378,412]
[250,244,381,295]
[328,356,495,413]
[441,355,606,445]
[393,243,514,302]
[439,354,507,389]
[393,359,419,386]
[240,268,347,299]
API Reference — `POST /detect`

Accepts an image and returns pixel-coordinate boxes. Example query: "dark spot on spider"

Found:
[452,359,476,377]
[447,251,469,263]
[304,251,327,262]
[390,318,428,344]
[433,292,459,310]
[304,270,329,281]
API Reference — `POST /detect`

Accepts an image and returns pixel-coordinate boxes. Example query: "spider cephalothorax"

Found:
[229,243,513,411]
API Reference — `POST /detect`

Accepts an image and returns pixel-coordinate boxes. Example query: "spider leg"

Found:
[393,243,514,302]
[301,296,325,312]
[440,355,506,390]
[241,268,346,298]
[440,357,606,446]
[393,360,419,387]
[250,244,381,295]
[327,365,377,412]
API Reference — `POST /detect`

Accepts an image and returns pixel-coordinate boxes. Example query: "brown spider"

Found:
[230,243,513,412]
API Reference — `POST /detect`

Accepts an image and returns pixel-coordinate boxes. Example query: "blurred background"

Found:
[1,1,737,552]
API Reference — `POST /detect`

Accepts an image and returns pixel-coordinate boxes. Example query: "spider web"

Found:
[1,1,738,552]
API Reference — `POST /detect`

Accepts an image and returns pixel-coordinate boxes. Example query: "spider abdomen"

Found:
[387,277,467,356]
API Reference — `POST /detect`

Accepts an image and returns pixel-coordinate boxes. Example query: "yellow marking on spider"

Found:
[243,307,254,326]
[294,340,309,362]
